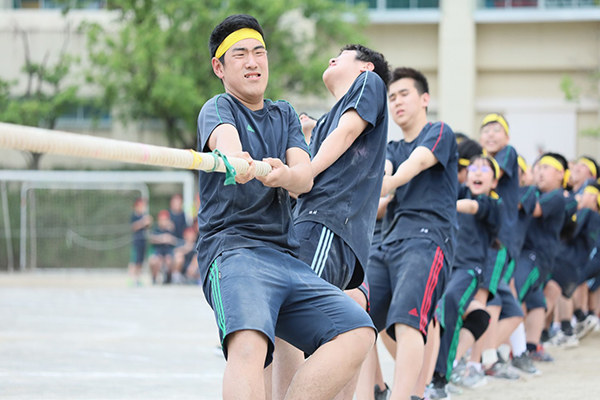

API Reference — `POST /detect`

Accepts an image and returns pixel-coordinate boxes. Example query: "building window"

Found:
[478,0,598,8]
[13,0,107,9]
[339,0,439,9]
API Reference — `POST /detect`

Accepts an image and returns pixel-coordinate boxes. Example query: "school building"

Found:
[1,0,600,166]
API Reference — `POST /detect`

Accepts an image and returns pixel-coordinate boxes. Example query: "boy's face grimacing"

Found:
[466,158,497,196]
[537,163,564,192]
[213,38,269,104]
[387,78,428,129]
[479,122,508,155]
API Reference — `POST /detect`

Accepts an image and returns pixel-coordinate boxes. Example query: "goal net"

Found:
[0,170,196,271]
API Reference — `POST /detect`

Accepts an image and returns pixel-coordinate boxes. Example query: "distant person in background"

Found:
[149,209,177,284]
[298,112,317,145]
[174,227,200,284]
[169,194,188,241]
[128,197,152,286]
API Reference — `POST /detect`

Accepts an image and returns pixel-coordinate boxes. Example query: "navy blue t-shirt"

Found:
[557,208,600,271]
[295,71,388,283]
[493,145,520,259]
[196,94,310,281]
[454,186,502,272]
[514,185,538,257]
[383,122,458,262]
[522,189,567,274]
[169,210,188,239]
[131,213,147,242]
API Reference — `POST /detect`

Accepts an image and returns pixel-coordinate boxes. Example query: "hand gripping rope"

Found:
[0,122,272,185]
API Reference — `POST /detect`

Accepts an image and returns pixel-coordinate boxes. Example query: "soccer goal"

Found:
[0,170,196,271]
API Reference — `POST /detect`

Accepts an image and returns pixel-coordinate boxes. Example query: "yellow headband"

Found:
[215,28,266,59]
[540,155,569,188]
[584,185,600,208]
[459,158,470,167]
[481,113,509,137]
[518,156,528,173]
[489,156,501,179]
[579,157,598,178]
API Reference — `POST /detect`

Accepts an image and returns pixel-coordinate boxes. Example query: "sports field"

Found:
[1,270,599,400]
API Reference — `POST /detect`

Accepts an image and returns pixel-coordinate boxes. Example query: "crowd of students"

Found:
[127,194,199,286]
[188,13,600,400]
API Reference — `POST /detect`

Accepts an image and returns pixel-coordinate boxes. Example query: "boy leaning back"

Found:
[196,14,375,400]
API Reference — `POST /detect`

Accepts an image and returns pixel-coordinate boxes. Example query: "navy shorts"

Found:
[523,286,546,311]
[367,238,449,341]
[514,251,543,302]
[295,221,360,290]
[357,278,370,312]
[130,240,146,264]
[552,261,581,299]
[202,247,375,367]
[481,246,508,297]
[588,277,600,292]
[581,248,600,283]
[488,281,524,319]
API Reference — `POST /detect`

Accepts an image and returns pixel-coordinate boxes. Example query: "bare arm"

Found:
[310,110,368,178]
[381,146,438,195]
[207,123,256,184]
[532,202,543,217]
[257,147,313,195]
[457,199,479,215]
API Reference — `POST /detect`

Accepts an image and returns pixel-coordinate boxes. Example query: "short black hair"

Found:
[458,139,483,171]
[454,132,469,144]
[340,44,391,86]
[541,152,569,171]
[389,67,429,94]
[209,14,265,61]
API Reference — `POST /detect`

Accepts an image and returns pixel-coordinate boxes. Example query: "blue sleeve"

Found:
[341,71,386,131]
[197,95,237,153]
[419,122,455,168]
[457,185,469,200]
[519,185,538,215]
[283,102,310,156]
[495,145,518,179]
[475,196,502,239]
[538,190,566,219]
[386,141,401,172]
[573,209,590,238]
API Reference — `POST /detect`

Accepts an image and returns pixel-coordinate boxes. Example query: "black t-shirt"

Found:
[295,71,388,279]
[514,185,538,257]
[493,145,520,259]
[383,122,458,262]
[557,208,600,270]
[169,210,188,239]
[523,188,567,273]
[454,186,503,272]
[196,94,310,281]
[131,213,147,242]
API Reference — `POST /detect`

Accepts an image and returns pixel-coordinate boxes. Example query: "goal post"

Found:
[0,170,196,271]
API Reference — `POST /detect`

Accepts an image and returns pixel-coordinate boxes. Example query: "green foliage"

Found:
[84,0,368,148]
[560,75,581,102]
[0,26,83,169]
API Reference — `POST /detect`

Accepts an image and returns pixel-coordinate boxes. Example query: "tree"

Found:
[84,0,368,149]
[0,24,82,170]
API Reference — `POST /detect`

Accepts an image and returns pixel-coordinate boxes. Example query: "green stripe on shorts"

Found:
[503,258,516,284]
[209,260,226,343]
[446,270,478,380]
[518,266,540,302]
[490,247,507,295]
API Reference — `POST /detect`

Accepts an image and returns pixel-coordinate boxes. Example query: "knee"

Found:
[225,330,269,363]
[462,309,490,341]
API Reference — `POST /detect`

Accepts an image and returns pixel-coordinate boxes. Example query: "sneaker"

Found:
[511,353,541,376]
[550,332,579,348]
[428,374,450,400]
[528,345,554,362]
[410,397,423,400]
[374,383,391,400]
[485,361,520,380]
[453,364,488,389]
[575,315,598,339]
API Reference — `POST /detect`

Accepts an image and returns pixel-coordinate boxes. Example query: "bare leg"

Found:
[573,284,587,313]
[557,296,573,325]
[476,305,501,369]
[544,280,562,318]
[265,364,273,400]
[284,327,375,400]
[381,329,397,359]
[525,308,545,345]
[355,345,379,400]
[496,316,522,346]
[223,330,269,400]
[413,320,439,398]
[272,338,304,400]
[389,324,424,400]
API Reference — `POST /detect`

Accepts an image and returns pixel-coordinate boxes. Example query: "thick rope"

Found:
[0,122,273,180]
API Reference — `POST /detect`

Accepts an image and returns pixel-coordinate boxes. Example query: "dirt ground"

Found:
[1,270,599,400]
